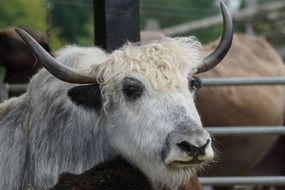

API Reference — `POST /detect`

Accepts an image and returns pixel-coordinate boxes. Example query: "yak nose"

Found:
[177,139,210,162]
[163,127,214,166]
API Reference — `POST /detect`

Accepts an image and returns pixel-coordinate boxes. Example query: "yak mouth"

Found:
[166,159,205,169]
[165,154,214,169]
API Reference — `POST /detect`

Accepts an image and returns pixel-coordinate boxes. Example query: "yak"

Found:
[0,3,232,190]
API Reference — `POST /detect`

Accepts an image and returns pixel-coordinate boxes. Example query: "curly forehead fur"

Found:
[91,37,202,91]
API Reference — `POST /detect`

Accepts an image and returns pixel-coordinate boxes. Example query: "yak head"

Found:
[16,2,232,189]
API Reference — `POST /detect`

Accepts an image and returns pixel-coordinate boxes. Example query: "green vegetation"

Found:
[50,4,93,46]
[0,0,63,50]
[0,0,46,30]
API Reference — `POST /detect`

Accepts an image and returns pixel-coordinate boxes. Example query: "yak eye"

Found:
[189,76,201,92]
[123,78,144,100]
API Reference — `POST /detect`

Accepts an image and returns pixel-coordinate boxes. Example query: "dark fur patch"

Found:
[68,84,102,111]
[51,157,152,190]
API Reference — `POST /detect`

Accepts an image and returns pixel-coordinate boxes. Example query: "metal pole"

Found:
[200,176,285,186]
[205,126,285,136]
[201,77,285,86]
[93,0,140,51]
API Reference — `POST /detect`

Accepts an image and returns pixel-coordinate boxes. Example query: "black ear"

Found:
[68,84,102,111]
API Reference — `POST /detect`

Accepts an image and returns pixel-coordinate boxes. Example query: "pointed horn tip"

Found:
[220,2,233,26]
[15,27,22,32]
[15,27,25,36]
[220,2,228,11]
[15,28,31,43]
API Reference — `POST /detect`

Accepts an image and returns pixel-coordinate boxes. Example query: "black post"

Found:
[94,0,140,52]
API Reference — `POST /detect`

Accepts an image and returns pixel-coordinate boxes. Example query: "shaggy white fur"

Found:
[92,37,202,91]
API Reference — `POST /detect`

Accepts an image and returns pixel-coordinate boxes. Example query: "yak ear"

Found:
[68,84,102,111]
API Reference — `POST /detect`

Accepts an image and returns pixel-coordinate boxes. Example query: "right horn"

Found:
[195,2,233,74]
[15,28,97,84]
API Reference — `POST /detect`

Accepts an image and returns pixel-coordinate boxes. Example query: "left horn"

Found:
[15,28,97,84]
[195,2,233,74]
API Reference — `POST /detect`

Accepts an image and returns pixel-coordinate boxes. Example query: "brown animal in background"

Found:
[0,26,51,84]
[197,34,285,178]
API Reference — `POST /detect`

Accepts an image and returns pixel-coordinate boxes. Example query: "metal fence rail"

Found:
[201,77,285,86]
[205,126,285,136]
[200,176,285,186]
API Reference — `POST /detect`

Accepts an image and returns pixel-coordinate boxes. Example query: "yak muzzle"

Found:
[162,126,214,168]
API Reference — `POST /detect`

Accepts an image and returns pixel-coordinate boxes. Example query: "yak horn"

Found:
[15,28,97,84]
[195,2,233,74]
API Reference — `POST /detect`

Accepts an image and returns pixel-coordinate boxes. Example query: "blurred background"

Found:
[0,0,284,48]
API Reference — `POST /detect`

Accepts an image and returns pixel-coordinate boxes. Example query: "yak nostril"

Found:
[176,139,210,156]
[176,141,195,153]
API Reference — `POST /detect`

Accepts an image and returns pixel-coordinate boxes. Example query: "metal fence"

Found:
[202,126,285,187]
[1,76,285,187]
[202,77,285,187]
